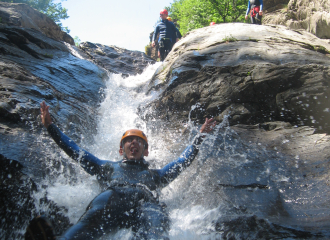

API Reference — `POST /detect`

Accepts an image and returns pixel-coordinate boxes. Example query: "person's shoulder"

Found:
[156,21,164,26]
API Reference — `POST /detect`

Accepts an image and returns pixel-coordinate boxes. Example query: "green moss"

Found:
[223,35,238,42]
[44,53,53,58]
[314,45,329,54]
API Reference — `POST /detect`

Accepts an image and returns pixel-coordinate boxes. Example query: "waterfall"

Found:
[32,62,330,240]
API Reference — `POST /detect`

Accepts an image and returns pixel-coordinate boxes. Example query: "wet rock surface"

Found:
[141,23,330,238]
[263,0,330,39]
[0,2,74,44]
[0,154,72,239]
[80,41,155,77]
[1,2,330,239]
[0,3,157,238]
[144,23,330,133]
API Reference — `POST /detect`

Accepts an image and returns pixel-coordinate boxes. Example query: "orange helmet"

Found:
[160,9,168,15]
[167,17,172,21]
[210,22,216,26]
[120,129,148,148]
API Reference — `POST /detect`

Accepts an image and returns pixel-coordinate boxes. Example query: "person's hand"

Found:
[259,10,263,16]
[200,118,216,133]
[245,15,248,20]
[40,101,53,128]
[152,41,155,47]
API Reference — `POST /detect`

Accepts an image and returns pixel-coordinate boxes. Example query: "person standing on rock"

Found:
[245,0,263,25]
[167,16,182,44]
[152,9,178,61]
[25,101,216,240]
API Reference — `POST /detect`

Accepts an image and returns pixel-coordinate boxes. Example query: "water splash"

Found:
[30,61,330,239]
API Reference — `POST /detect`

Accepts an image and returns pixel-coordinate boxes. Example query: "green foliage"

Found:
[44,53,53,58]
[0,0,69,32]
[74,36,81,47]
[314,45,329,54]
[222,34,237,42]
[145,44,151,57]
[166,0,248,35]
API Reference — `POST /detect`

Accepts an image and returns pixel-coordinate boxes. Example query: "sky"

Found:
[54,0,174,52]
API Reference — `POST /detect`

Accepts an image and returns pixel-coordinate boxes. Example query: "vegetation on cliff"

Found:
[166,0,248,35]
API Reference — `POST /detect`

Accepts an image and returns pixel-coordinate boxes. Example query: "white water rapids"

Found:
[35,62,223,239]
[29,62,330,240]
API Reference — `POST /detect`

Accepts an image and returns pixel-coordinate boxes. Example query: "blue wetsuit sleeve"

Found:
[156,135,204,186]
[153,24,160,42]
[260,0,263,11]
[47,124,108,175]
[246,1,251,15]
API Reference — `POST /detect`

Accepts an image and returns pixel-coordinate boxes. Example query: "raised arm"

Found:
[40,101,109,175]
[157,118,216,186]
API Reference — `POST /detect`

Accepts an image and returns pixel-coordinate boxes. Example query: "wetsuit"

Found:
[246,0,263,25]
[153,19,177,61]
[47,124,204,240]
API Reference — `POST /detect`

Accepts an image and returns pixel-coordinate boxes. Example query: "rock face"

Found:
[263,0,290,12]
[1,2,330,239]
[0,2,74,45]
[144,23,330,134]
[141,23,330,237]
[0,3,156,239]
[263,0,330,39]
[79,42,155,76]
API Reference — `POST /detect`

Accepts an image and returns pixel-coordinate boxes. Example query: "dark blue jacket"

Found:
[47,124,203,192]
[153,19,177,43]
[246,0,263,16]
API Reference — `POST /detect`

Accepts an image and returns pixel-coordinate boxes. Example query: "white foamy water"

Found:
[41,62,224,239]
[29,59,330,240]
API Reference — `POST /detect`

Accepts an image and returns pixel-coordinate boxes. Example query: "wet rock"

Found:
[263,0,330,39]
[0,2,74,45]
[0,4,158,238]
[215,215,320,239]
[142,23,330,133]
[80,41,155,76]
[0,154,71,239]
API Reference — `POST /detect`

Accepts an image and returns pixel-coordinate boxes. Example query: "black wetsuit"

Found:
[153,19,177,61]
[47,124,203,240]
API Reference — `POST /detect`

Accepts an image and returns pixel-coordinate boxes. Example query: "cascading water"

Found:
[30,62,330,240]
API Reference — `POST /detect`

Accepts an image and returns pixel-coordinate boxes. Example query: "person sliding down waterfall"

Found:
[245,0,263,25]
[25,101,217,240]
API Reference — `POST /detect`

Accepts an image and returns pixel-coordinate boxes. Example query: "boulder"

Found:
[0,4,154,238]
[143,23,330,133]
[0,2,74,45]
[79,41,155,76]
[263,0,330,39]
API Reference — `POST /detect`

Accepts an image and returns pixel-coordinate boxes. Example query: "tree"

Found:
[167,0,248,35]
[0,0,69,32]
[169,0,216,35]
[74,36,81,47]
[208,0,248,23]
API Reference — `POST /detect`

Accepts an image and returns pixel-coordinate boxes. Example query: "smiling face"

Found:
[119,136,149,160]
